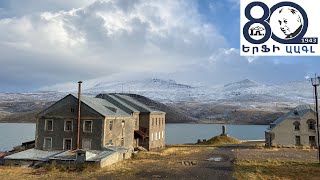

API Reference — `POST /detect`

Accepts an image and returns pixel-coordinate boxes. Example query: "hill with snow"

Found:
[0,78,315,124]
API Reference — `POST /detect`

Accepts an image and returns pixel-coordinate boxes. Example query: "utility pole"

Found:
[77,81,82,150]
[311,75,320,163]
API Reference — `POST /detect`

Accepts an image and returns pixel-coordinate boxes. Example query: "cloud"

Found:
[0,0,227,91]
[0,0,314,92]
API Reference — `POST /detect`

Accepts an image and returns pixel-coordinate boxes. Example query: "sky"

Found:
[0,0,319,92]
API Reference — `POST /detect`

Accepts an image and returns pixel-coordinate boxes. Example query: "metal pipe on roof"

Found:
[77,81,82,150]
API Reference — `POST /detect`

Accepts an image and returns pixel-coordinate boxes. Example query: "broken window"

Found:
[64,120,72,132]
[64,138,72,150]
[295,136,301,146]
[44,137,52,150]
[293,121,300,131]
[307,119,316,130]
[45,119,53,131]
[83,120,93,132]
[309,136,316,146]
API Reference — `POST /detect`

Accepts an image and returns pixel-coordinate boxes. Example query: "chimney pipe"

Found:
[77,81,82,150]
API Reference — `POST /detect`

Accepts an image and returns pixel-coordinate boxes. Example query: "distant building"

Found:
[5,93,166,167]
[265,105,317,147]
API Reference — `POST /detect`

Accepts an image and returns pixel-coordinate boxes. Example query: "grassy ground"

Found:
[0,146,219,180]
[233,144,320,180]
[234,159,320,180]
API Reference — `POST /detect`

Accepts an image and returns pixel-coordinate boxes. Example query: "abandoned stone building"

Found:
[5,92,166,167]
[265,104,318,147]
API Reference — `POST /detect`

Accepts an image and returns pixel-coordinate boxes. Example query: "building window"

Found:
[122,120,125,128]
[63,138,72,150]
[151,133,153,141]
[45,119,53,131]
[71,108,75,113]
[309,136,316,146]
[293,121,300,131]
[152,118,154,126]
[155,132,158,140]
[43,137,52,150]
[158,131,161,140]
[156,118,158,126]
[108,139,113,145]
[162,118,164,125]
[307,119,316,130]
[83,120,93,132]
[64,120,73,132]
[162,131,164,139]
[121,138,124,146]
[295,136,301,146]
[109,120,113,130]
[82,139,92,149]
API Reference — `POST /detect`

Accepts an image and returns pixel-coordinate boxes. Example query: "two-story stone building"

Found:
[265,104,318,147]
[5,93,166,167]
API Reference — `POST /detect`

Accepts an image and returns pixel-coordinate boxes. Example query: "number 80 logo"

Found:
[243,1,308,44]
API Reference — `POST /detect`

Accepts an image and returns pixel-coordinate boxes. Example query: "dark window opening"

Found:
[295,136,301,146]
[65,120,72,131]
[45,120,53,131]
[84,120,92,132]
[293,121,300,131]
[64,139,72,150]
[109,120,113,130]
[307,119,316,130]
[309,136,316,146]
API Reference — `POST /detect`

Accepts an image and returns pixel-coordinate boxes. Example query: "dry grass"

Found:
[0,146,214,180]
[234,159,320,180]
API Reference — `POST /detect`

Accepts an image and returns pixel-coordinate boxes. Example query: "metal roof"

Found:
[4,148,63,161]
[96,93,162,113]
[270,104,315,130]
[71,94,132,117]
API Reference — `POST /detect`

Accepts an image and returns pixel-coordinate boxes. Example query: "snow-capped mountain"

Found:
[0,78,314,105]
[0,78,315,124]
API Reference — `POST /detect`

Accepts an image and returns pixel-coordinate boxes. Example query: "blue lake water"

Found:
[0,123,268,151]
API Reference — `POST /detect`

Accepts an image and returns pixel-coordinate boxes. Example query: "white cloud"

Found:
[0,0,311,92]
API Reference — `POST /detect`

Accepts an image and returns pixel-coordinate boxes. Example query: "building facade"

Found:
[36,93,166,151]
[265,104,318,147]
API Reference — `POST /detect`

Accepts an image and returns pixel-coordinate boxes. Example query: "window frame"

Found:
[293,121,300,131]
[82,139,92,150]
[295,136,301,146]
[162,131,164,139]
[155,132,158,140]
[64,119,73,132]
[43,137,52,150]
[63,138,72,150]
[83,120,93,133]
[109,120,113,131]
[307,119,316,130]
[44,119,53,131]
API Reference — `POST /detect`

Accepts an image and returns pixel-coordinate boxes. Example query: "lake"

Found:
[0,123,268,151]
